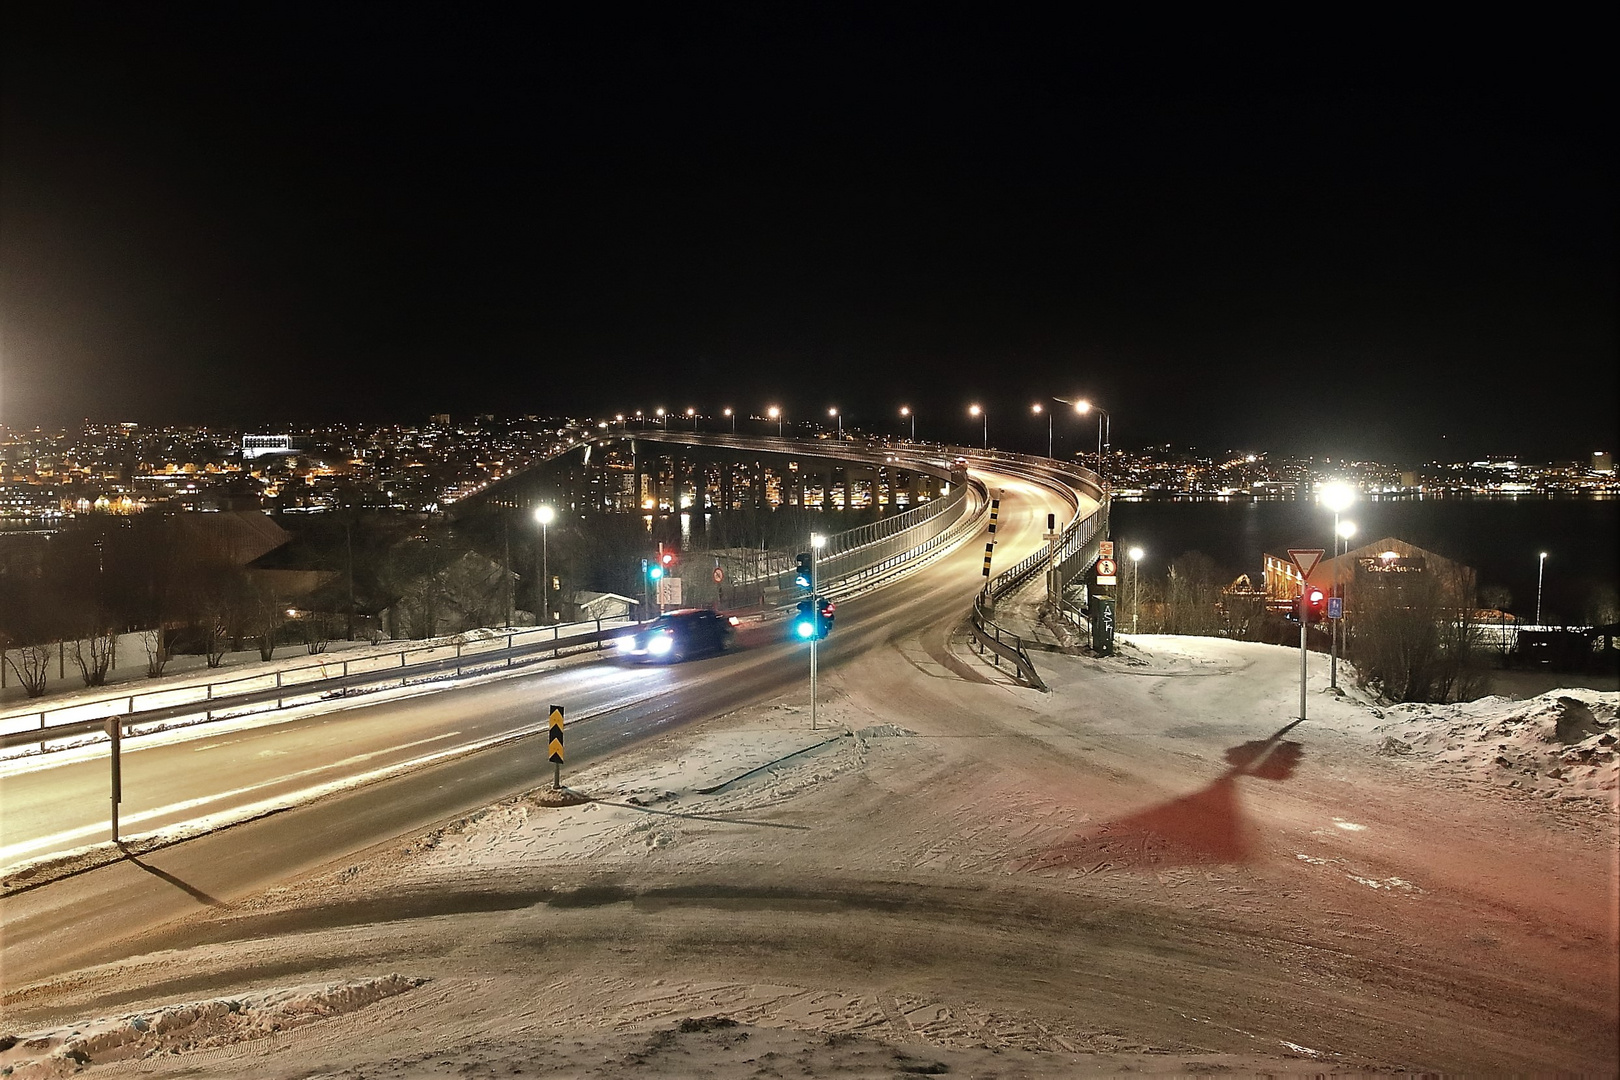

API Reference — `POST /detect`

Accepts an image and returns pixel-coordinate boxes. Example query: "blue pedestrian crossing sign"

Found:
[1327,597,1344,620]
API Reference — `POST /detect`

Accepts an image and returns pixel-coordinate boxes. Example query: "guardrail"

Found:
[0,618,631,749]
[957,447,1110,690]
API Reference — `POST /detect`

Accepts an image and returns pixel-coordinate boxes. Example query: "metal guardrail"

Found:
[0,619,631,749]
[956,447,1110,690]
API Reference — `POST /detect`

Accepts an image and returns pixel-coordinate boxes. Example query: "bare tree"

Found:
[70,628,117,687]
[3,643,51,698]
[141,626,171,677]
[1351,563,1483,703]
[1161,552,1227,636]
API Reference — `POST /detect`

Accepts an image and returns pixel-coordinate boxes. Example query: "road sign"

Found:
[981,540,996,577]
[712,566,724,584]
[1098,540,1114,559]
[657,576,682,606]
[1288,548,1325,579]
[1096,557,1118,585]
[548,705,564,763]
[547,705,564,789]
[1327,596,1344,620]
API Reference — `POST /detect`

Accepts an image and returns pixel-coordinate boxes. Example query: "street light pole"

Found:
[900,406,914,441]
[724,407,735,433]
[768,406,781,437]
[534,504,555,624]
[969,404,986,449]
[687,407,697,431]
[829,407,841,440]
[1320,482,1355,689]
[809,533,825,731]
[1536,551,1548,626]
[1128,546,1144,633]
[1032,403,1051,459]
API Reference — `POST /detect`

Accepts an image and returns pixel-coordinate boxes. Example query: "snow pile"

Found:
[0,975,424,1078]
[1372,690,1618,809]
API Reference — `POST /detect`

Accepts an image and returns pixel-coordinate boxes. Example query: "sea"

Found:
[1108,495,1619,627]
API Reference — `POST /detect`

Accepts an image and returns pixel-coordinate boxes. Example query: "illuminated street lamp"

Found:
[969,404,987,449]
[899,405,915,441]
[1053,397,1109,462]
[534,504,556,625]
[828,407,841,440]
[1320,482,1355,688]
[768,405,782,437]
[1536,551,1549,626]
[1128,546,1145,633]
[1032,403,1051,459]
[723,407,735,433]
[686,407,697,431]
[656,407,668,430]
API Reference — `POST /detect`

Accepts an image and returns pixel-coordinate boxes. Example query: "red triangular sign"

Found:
[1288,548,1325,578]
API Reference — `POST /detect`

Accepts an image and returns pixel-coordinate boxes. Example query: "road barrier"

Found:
[0,619,631,750]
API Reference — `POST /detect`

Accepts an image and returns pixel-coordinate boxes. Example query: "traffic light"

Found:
[646,559,663,582]
[659,544,677,571]
[1300,587,1326,623]
[794,600,818,639]
[793,552,813,590]
[792,597,835,640]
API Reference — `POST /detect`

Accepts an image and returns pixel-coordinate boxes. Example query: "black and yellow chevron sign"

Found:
[548,705,564,763]
[987,497,1000,535]
[982,540,996,577]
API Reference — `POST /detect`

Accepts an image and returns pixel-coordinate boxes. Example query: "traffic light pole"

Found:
[809,545,818,732]
[1298,588,1308,722]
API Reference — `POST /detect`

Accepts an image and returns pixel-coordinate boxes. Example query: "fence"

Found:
[0,618,631,749]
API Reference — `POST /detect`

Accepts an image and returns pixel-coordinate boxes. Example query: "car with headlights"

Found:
[616,609,738,662]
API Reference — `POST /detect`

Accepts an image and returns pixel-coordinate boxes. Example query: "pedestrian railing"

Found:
[0,618,632,749]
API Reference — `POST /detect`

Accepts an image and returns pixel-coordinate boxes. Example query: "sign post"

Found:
[547,705,564,790]
[107,717,122,843]
[1287,549,1325,721]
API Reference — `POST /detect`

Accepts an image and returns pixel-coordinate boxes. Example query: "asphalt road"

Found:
[0,470,1085,986]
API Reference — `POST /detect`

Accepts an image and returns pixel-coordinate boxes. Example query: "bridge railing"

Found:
[955,447,1110,690]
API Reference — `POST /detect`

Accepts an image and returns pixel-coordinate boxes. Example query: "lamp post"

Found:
[724,407,734,433]
[768,405,782,437]
[1032,403,1051,459]
[1320,482,1355,689]
[1536,551,1548,626]
[686,407,697,431]
[1073,400,1109,462]
[900,406,915,441]
[828,407,841,440]
[1128,546,1144,633]
[656,407,668,430]
[1335,518,1357,687]
[969,404,986,449]
[809,533,826,731]
[533,504,555,624]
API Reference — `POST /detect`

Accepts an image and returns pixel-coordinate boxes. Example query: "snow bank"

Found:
[1372,690,1618,810]
[0,975,424,1078]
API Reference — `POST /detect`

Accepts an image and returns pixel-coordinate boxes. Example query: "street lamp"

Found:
[656,407,668,430]
[1073,399,1109,461]
[723,407,735,433]
[686,407,697,431]
[1032,403,1051,459]
[533,504,555,625]
[969,404,987,449]
[828,407,841,440]
[809,533,826,731]
[899,405,915,441]
[1128,546,1144,633]
[1536,551,1548,626]
[768,405,782,437]
[1320,482,1355,689]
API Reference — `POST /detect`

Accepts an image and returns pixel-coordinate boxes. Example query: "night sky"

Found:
[2,9,1613,461]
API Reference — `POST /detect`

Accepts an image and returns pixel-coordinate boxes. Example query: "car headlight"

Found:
[647,634,674,656]
[616,636,636,651]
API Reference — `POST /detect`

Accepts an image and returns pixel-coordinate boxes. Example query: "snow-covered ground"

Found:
[3,633,1615,1076]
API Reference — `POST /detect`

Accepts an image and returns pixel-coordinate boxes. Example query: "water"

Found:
[1108,496,1619,626]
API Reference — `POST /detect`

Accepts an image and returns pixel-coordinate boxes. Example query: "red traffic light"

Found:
[660,551,676,567]
[1308,588,1324,606]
